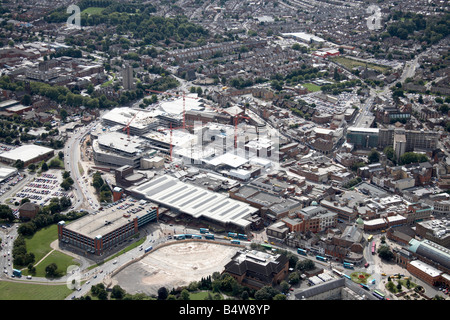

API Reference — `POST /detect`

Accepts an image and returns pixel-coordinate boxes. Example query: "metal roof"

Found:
[132,175,257,228]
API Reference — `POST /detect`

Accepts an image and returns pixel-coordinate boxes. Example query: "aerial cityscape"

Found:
[0,0,449,305]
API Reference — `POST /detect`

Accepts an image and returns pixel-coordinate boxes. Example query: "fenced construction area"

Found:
[112,241,240,295]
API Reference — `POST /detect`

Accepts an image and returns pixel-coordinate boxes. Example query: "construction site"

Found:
[111,241,241,296]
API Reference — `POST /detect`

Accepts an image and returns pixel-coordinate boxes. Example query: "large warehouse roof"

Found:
[0,145,54,163]
[132,175,257,229]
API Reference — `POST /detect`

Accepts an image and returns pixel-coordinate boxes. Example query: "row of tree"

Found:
[92,171,112,203]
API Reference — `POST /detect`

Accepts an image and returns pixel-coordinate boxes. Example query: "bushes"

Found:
[12,235,35,267]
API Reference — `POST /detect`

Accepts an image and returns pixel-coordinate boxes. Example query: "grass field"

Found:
[81,7,105,15]
[189,291,224,300]
[303,83,321,92]
[23,225,58,263]
[29,250,79,278]
[0,281,73,300]
[20,224,80,277]
[331,56,391,74]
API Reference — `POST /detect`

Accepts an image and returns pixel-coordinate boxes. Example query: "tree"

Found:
[273,294,287,300]
[111,285,125,299]
[60,180,71,191]
[296,259,315,272]
[179,289,190,300]
[0,204,15,222]
[59,109,68,121]
[368,149,380,164]
[14,159,24,170]
[288,271,300,285]
[399,152,428,165]
[21,94,32,106]
[62,171,71,179]
[255,286,280,300]
[157,287,168,300]
[45,263,58,277]
[41,162,48,172]
[377,245,394,261]
[280,281,290,293]
[383,146,396,163]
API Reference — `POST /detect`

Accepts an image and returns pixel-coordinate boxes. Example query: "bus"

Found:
[367,234,373,242]
[297,248,307,256]
[316,255,328,262]
[343,262,354,269]
[174,234,186,240]
[144,246,153,253]
[342,274,351,280]
[12,269,22,277]
[261,244,272,250]
[184,234,192,239]
[238,233,248,240]
[332,268,343,277]
[228,232,238,238]
[204,233,215,240]
[371,242,376,255]
[231,240,240,244]
[373,290,385,300]
[192,235,202,239]
[199,228,209,234]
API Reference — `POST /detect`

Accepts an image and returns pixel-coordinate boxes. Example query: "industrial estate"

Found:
[0,0,449,304]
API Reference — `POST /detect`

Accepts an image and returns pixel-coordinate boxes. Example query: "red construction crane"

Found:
[122,111,140,138]
[232,114,251,148]
[189,101,251,149]
[146,89,199,130]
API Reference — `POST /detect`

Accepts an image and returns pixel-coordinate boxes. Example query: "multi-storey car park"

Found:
[58,199,158,256]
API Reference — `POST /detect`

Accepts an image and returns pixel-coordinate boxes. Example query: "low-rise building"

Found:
[0,144,54,167]
[223,249,289,290]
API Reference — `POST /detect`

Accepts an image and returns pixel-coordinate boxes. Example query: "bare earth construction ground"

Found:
[112,241,240,296]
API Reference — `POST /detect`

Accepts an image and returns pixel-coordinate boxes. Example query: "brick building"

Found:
[223,250,289,290]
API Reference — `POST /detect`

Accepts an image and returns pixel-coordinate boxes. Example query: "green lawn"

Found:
[331,56,391,74]
[23,225,58,264]
[189,291,223,300]
[19,224,79,277]
[81,7,105,15]
[27,250,79,278]
[0,281,73,300]
[303,83,321,92]
[385,278,417,294]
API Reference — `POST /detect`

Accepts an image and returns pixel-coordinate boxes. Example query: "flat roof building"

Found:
[101,107,159,136]
[92,131,149,168]
[131,175,258,230]
[58,202,158,256]
[0,144,54,166]
[0,166,18,182]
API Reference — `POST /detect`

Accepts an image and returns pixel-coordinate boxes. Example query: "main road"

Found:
[64,119,101,212]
